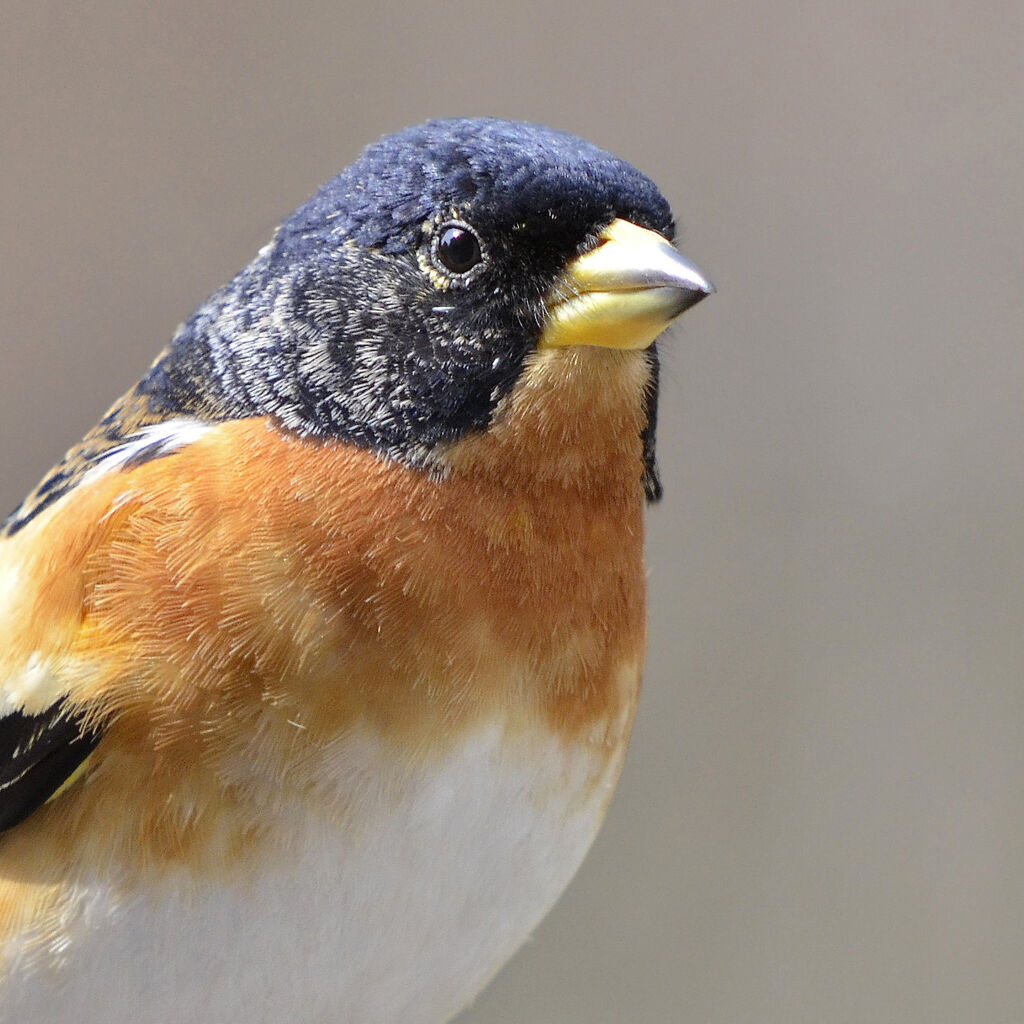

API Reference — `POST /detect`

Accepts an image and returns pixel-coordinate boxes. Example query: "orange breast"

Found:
[0,347,652,897]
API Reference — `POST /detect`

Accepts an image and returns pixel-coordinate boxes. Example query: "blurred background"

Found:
[2,3,1023,1021]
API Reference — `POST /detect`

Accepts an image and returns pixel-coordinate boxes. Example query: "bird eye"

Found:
[432,222,484,277]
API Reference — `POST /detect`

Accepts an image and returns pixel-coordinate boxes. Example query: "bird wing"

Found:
[0,699,101,834]
[0,492,110,838]
[0,417,218,839]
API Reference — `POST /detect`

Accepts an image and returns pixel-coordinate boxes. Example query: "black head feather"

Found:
[142,119,671,484]
[275,118,673,257]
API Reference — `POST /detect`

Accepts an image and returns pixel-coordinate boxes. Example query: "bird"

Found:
[0,117,712,1023]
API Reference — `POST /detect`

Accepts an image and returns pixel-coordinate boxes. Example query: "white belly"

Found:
[0,720,627,1024]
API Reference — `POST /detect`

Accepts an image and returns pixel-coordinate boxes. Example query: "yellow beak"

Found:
[538,219,714,351]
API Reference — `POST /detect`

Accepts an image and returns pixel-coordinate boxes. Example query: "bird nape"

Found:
[0,117,712,1024]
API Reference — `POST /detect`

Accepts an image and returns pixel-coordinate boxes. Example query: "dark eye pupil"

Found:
[437,226,481,274]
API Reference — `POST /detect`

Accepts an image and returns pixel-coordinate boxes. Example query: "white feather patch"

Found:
[84,419,214,483]
[1,652,65,715]
[0,718,631,1024]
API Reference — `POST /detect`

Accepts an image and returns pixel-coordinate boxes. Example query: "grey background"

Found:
[2,4,1023,1022]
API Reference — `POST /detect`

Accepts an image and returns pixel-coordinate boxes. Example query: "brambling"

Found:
[0,118,712,1023]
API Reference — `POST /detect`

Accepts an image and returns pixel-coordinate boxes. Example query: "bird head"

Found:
[139,118,712,500]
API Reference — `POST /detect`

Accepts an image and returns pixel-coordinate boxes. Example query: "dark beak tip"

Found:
[677,283,714,315]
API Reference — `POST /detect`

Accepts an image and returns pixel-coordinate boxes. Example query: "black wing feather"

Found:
[0,698,102,834]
